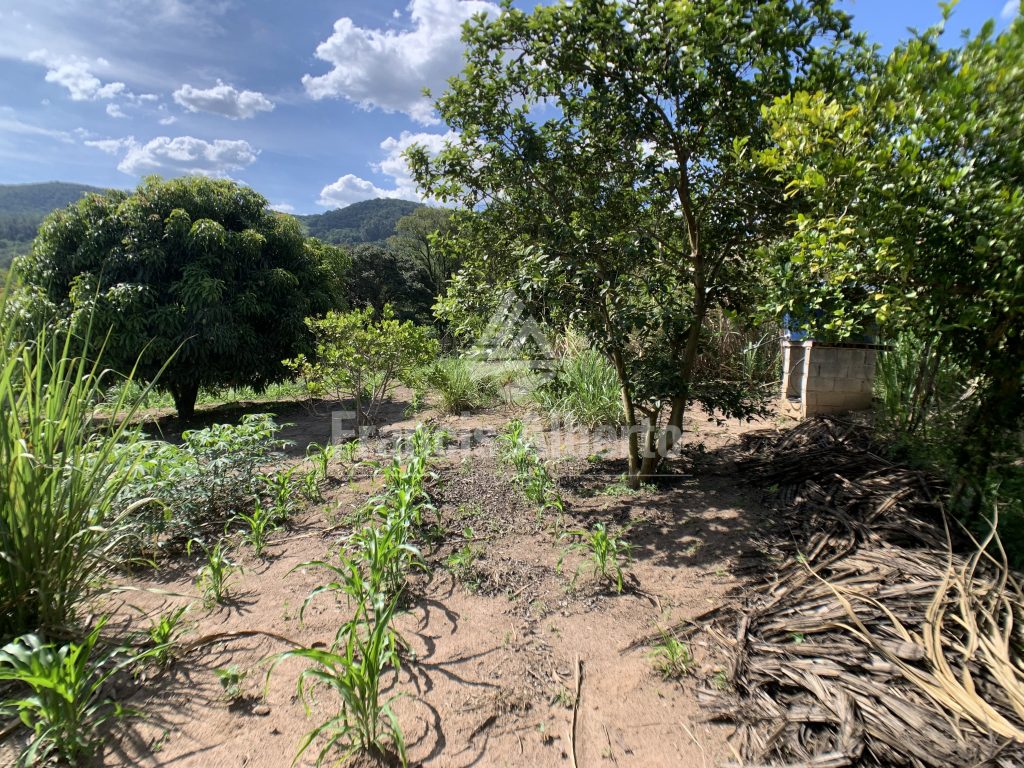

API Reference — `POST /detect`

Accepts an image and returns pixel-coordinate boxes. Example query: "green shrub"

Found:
[533,349,623,429]
[112,414,286,555]
[285,306,438,425]
[424,357,501,414]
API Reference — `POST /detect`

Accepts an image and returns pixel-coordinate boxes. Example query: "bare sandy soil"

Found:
[11,396,793,768]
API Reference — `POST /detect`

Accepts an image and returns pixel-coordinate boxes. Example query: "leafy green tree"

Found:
[346,243,434,325]
[758,8,1024,504]
[17,176,347,419]
[387,206,458,298]
[285,306,439,425]
[408,0,857,484]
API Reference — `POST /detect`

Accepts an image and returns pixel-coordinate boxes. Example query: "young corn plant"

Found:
[145,605,189,668]
[647,630,695,680]
[262,467,298,524]
[192,540,239,606]
[238,498,277,557]
[301,469,322,502]
[0,621,143,766]
[560,523,632,594]
[497,420,565,513]
[269,594,407,767]
[306,442,337,483]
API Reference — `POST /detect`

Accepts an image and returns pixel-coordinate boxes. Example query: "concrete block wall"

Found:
[779,340,877,419]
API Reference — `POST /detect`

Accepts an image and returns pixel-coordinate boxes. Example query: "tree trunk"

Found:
[171,381,199,421]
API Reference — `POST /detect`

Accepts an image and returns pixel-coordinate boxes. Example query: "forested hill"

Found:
[295,198,421,245]
[0,182,109,268]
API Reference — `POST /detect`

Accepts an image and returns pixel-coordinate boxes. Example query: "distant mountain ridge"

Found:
[295,198,422,246]
[0,182,109,268]
[0,183,422,269]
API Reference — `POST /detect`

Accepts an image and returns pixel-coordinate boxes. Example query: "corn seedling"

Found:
[337,440,361,482]
[238,498,277,557]
[647,630,695,679]
[269,594,406,767]
[192,540,239,606]
[262,467,298,523]
[306,442,337,482]
[497,420,565,512]
[0,621,142,766]
[146,605,189,668]
[301,469,322,502]
[559,523,632,593]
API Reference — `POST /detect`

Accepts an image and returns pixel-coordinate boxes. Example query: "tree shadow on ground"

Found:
[135,396,413,459]
[556,442,771,575]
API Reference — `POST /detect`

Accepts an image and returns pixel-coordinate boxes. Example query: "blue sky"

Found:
[0,0,1018,214]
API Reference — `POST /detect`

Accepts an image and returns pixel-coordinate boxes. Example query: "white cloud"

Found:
[302,0,498,124]
[85,135,258,177]
[27,50,127,101]
[317,130,455,208]
[106,103,127,118]
[269,202,295,213]
[173,80,275,119]
[1003,1,1019,20]
[84,136,135,154]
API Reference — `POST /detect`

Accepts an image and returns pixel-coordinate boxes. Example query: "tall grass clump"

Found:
[423,357,501,414]
[0,293,152,641]
[533,348,623,429]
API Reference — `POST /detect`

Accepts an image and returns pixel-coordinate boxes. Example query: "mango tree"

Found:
[18,176,347,419]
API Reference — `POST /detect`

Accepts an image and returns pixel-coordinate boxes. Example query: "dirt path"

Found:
[82,405,782,767]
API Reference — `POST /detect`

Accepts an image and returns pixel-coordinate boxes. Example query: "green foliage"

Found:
[272,425,440,767]
[113,414,286,554]
[145,605,189,668]
[286,306,439,425]
[238,499,277,557]
[0,289,153,641]
[387,206,458,299]
[215,665,247,701]
[559,523,632,594]
[409,0,857,484]
[263,466,299,524]
[0,182,108,270]
[192,540,239,606]
[497,420,565,513]
[306,442,337,482]
[0,621,137,766]
[647,630,695,680]
[759,8,1024,513]
[17,175,347,418]
[423,357,501,414]
[533,348,623,429]
[446,530,482,590]
[345,243,435,325]
[270,595,407,767]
